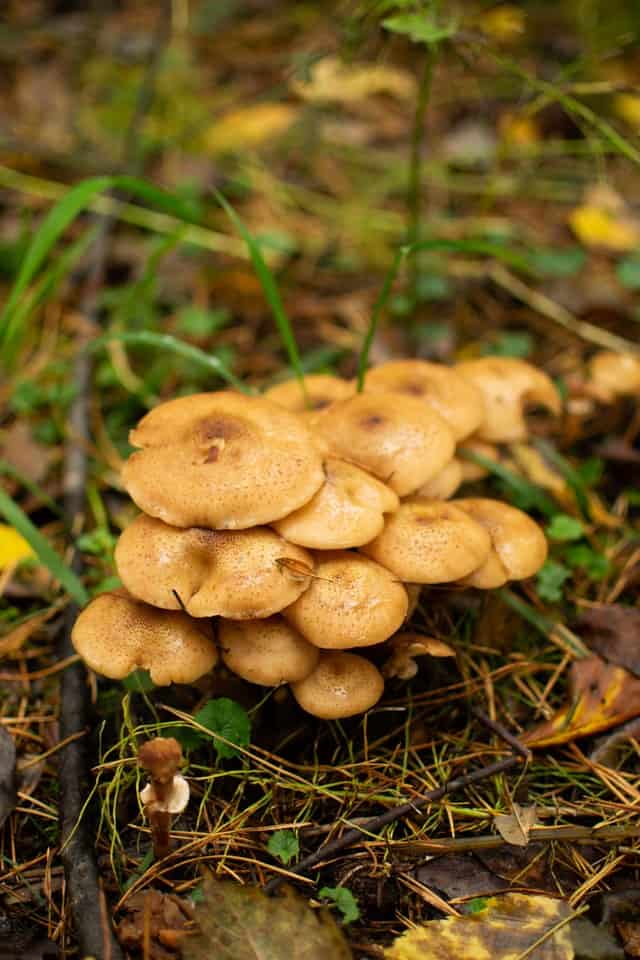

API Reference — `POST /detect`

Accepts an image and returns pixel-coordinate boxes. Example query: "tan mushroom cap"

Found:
[264,374,354,414]
[455,358,561,443]
[313,392,455,497]
[115,514,313,619]
[122,391,325,529]
[453,497,548,588]
[219,616,319,686]
[71,590,217,685]
[283,550,408,649]
[415,458,463,500]
[273,458,399,549]
[457,440,500,482]
[589,351,640,399]
[361,498,491,584]
[364,360,485,440]
[291,651,384,719]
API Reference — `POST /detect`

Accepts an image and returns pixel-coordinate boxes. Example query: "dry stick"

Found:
[265,753,521,894]
[472,707,532,762]
[395,823,640,856]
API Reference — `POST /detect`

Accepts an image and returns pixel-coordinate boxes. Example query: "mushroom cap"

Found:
[283,550,408,649]
[364,360,485,440]
[453,497,548,588]
[361,498,492,583]
[589,351,640,399]
[140,775,190,815]
[122,392,325,529]
[71,590,217,685]
[455,358,561,443]
[273,458,399,549]
[264,374,354,414]
[457,440,500,481]
[291,651,384,719]
[415,458,463,500]
[313,392,455,496]
[115,514,313,618]
[219,616,319,686]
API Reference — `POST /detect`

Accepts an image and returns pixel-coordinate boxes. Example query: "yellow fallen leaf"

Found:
[0,524,35,570]
[498,112,539,146]
[568,205,639,251]
[203,103,297,153]
[291,56,416,104]
[614,93,640,128]
[480,5,526,42]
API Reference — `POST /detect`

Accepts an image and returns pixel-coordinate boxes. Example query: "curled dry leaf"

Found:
[494,804,538,847]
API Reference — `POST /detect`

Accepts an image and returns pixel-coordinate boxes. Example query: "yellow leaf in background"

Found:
[203,103,297,153]
[568,205,639,252]
[291,57,416,104]
[0,524,35,570]
[479,5,526,42]
[498,112,539,146]
[614,93,640,128]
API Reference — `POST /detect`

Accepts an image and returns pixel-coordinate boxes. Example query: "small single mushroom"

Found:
[138,737,189,860]
[122,391,325,529]
[273,458,399,549]
[415,458,463,500]
[382,632,456,680]
[219,616,319,686]
[71,590,217,684]
[290,651,384,719]
[453,497,548,588]
[264,374,354,415]
[313,392,455,496]
[361,498,492,584]
[283,550,408,649]
[588,351,640,401]
[455,358,561,443]
[364,360,485,440]
[115,514,314,618]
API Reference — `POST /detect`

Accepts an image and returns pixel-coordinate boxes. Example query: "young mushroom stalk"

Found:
[137,737,189,860]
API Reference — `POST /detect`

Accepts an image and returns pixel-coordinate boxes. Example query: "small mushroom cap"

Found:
[457,440,500,481]
[291,651,384,719]
[382,631,456,680]
[115,514,313,618]
[455,358,561,443]
[71,590,217,685]
[283,550,408,649]
[364,360,485,440]
[273,458,399,549]
[453,497,548,588]
[138,737,182,783]
[219,616,319,686]
[361,498,492,584]
[140,775,190,815]
[122,392,325,529]
[264,375,354,414]
[415,458,463,500]
[313,392,455,497]
[589,351,640,399]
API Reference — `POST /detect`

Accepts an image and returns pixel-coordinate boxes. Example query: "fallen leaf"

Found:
[524,656,640,747]
[417,855,506,900]
[182,874,353,960]
[291,57,415,104]
[0,524,35,570]
[568,186,640,252]
[384,893,574,959]
[570,917,624,960]
[0,728,16,830]
[494,804,538,847]
[498,112,540,146]
[0,421,56,484]
[616,921,640,957]
[203,103,297,153]
[116,888,195,955]
[577,605,640,677]
[0,608,57,660]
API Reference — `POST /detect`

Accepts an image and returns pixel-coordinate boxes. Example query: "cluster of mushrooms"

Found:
[72,357,560,720]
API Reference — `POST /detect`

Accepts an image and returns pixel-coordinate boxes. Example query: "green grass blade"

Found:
[214,189,307,399]
[356,245,408,391]
[458,448,558,516]
[533,439,591,519]
[0,487,88,605]
[0,459,62,516]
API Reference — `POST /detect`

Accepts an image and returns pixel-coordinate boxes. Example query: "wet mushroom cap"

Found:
[122,391,325,529]
[273,458,399,549]
[71,590,217,685]
[453,497,548,588]
[264,374,354,414]
[283,550,408,649]
[361,498,492,584]
[115,514,313,618]
[364,360,485,440]
[219,616,319,686]
[589,351,640,399]
[313,392,455,496]
[455,358,561,443]
[291,651,384,719]
[415,458,463,500]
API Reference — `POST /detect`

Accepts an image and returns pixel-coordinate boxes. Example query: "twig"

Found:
[472,708,532,762]
[395,822,640,855]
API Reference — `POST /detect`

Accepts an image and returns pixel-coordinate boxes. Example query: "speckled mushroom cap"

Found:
[273,458,399,549]
[283,550,408,649]
[71,590,217,685]
[115,514,314,619]
[313,392,455,497]
[415,458,463,500]
[364,360,485,441]
[361,498,491,583]
[455,358,561,443]
[219,616,319,686]
[453,497,548,588]
[264,375,354,415]
[291,651,384,719]
[588,351,640,399]
[121,392,325,529]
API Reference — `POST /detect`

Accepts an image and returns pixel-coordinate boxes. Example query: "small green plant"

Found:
[536,560,571,603]
[173,697,251,759]
[319,885,360,924]
[546,515,584,542]
[267,829,299,866]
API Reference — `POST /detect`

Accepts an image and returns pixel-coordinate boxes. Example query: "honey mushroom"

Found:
[122,391,325,529]
[588,350,640,401]
[219,616,319,686]
[415,458,463,499]
[264,374,354,415]
[115,514,314,618]
[290,652,384,719]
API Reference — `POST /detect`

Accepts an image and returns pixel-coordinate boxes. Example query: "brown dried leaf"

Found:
[116,888,195,959]
[494,804,538,847]
[182,874,352,960]
[0,608,56,660]
[578,605,640,677]
[385,893,574,959]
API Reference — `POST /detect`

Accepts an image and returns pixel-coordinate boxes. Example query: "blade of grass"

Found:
[458,448,558,516]
[533,439,591,519]
[0,488,88,605]
[498,588,589,658]
[0,459,62,516]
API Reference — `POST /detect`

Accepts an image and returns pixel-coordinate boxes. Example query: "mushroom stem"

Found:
[137,737,189,860]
